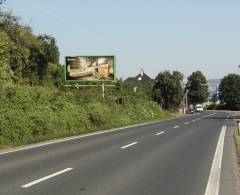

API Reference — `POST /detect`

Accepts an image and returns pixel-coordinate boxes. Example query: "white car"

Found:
[195,104,203,112]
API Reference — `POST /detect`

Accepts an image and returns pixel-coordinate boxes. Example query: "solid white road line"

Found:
[156,131,165,136]
[121,142,138,149]
[21,168,73,188]
[201,112,216,119]
[204,126,226,195]
[174,126,179,129]
[192,118,201,122]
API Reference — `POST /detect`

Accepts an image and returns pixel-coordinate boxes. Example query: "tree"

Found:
[187,71,208,104]
[152,71,184,109]
[218,74,240,110]
[211,93,218,103]
[44,63,64,87]
[38,34,60,64]
[0,11,33,79]
[0,0,6,5]
[0,30,13,82]
[0,11,61,84]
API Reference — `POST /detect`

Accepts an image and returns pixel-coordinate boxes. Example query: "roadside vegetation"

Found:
[186,71,209,104]
[0,8,171,149]
[207,74,240,111]
[2,2,237,149]
[235,130,240,165]
[0,82,170,149]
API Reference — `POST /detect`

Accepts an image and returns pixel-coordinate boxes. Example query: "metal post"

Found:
[102,83,105,98]
[237,121,240,135]
[185,89,189,114]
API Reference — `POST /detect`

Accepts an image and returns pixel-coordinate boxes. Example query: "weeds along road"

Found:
[0,111,236,195]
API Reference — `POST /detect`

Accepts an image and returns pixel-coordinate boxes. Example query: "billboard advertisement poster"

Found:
[65,56,115,81]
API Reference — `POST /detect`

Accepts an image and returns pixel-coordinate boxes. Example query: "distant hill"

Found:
[124,71,154,86]
[207,79,221,97]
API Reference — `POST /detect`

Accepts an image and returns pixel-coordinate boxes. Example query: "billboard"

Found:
[65,56,115,81]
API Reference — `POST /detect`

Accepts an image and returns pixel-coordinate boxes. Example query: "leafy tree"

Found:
[211,93,218,103]
[0,11,61,84]
[218,74,240,110]
[152,71,184,109]
[0,12,34,79]
[0,30,13,82]
[187,71,208,104]
[28,43,48,82]
[44,63,64,87]
[0,0,6,5]
[152,88,163,105]
[38,34,60,64]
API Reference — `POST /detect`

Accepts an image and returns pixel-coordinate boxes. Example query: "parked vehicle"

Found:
[195,104,203,112]
[187,108,195,114]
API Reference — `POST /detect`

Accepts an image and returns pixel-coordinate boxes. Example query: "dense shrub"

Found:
[0,84,169,148]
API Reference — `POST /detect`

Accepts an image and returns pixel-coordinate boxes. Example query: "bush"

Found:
[0,84,170,148]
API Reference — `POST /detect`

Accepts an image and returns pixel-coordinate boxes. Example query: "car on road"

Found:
[187,108,195,114]
[195,104,203,112]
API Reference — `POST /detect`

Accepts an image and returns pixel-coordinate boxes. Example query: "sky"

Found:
[2,0,240,80]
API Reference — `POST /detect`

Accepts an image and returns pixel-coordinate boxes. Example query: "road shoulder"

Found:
[219,124,240,195]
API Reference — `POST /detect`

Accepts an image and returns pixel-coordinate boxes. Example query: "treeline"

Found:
[152,70,208,109]
[209,74,240,111]
[0,8,210,110]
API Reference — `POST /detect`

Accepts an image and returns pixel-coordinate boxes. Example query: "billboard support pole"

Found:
[64,84,116,99]
[102,83,105,98]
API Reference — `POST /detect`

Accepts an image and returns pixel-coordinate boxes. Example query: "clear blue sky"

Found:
[3,0,240,80]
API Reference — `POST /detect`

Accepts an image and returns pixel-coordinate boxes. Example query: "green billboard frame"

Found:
[64,55,116,83]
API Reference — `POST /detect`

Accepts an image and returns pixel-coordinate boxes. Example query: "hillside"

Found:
[0,83,169,148]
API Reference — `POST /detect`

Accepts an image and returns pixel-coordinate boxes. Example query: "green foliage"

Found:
[0,84,170,148]
[0,29,13,82]
[187,70,208,104]
[152,71,184,109]
[38,35,60,65]
[219,74,240,110]
[211,93,218,103]
[0,11,60,85]
[44,63,64,87]
[0,10,171,149]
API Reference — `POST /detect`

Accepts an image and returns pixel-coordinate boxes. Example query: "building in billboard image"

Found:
[66,56,115,81]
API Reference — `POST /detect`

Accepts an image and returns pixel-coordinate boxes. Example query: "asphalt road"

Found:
[0,111,235,195]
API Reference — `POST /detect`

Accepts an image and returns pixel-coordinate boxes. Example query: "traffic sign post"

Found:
[237,121,240,135]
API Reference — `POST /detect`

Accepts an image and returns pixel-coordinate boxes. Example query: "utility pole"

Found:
[0,0,6,5]
[185,89,189,113]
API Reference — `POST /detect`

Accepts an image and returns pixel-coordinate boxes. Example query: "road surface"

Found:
[0,111,237,195]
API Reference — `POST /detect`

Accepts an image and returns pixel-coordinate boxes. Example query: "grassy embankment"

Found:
[0,83,170,149]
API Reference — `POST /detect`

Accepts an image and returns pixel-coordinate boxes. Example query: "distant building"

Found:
[124,69,154,87]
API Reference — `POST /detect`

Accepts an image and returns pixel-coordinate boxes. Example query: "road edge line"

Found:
[0,114,197,155]
[204,125,226,195]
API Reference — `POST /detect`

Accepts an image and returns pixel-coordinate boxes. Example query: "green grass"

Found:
[0,83,171,149]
